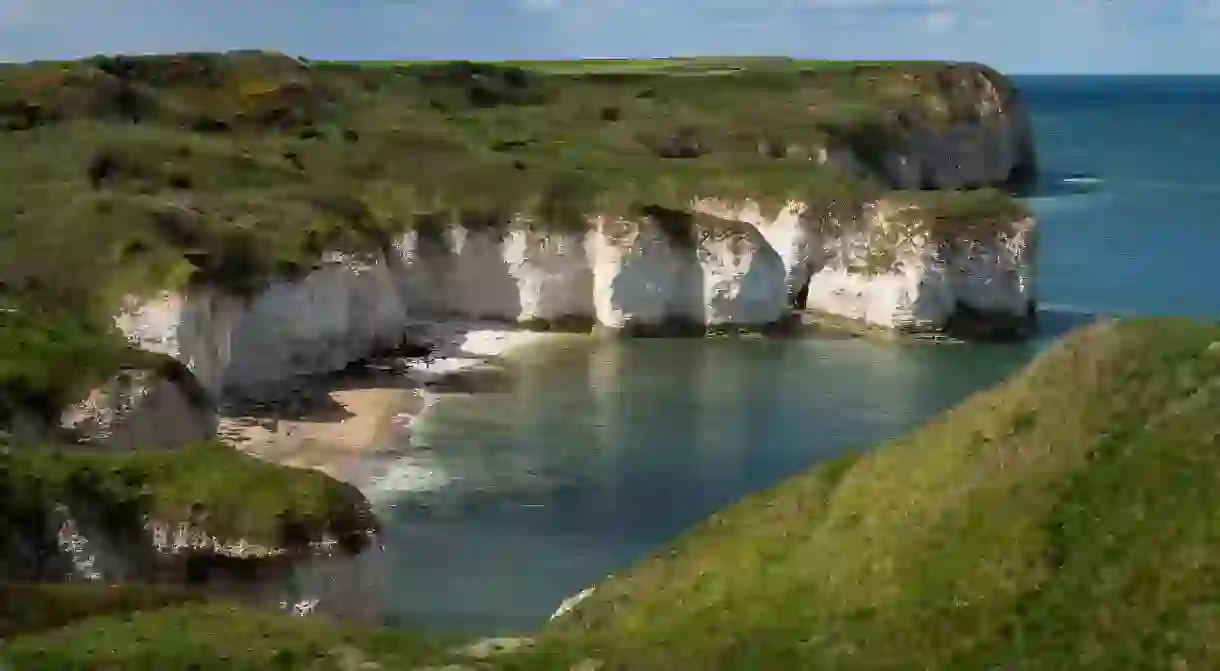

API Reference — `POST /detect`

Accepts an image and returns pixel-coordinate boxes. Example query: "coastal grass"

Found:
[469,317,1220,669]
[0,440,377,551]
[0,601,453,671]
[333,56,969,76]
[0,583,209,639]
[8,319,1220,668]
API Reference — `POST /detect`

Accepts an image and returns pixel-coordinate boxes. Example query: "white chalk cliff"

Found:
[801,201,1035,334]
[115,197,1035,399]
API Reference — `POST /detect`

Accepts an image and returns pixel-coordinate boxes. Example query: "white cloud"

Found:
[519,0,563,10]
[925,10,959,31]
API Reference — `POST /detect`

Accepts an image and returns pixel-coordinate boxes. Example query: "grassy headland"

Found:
[0,439,377,589]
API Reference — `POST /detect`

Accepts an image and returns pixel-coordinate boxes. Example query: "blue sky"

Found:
[1,0,1217,74]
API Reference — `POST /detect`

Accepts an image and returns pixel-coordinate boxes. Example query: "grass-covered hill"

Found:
[6,317,1220,670]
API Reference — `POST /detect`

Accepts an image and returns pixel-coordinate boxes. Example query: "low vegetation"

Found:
[0,440,377,565]
[0,584,209,639]
[0,51,1026,299]
[0,600,452,671]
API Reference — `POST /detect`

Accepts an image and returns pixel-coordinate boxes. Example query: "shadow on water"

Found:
[1036,305,1102,341]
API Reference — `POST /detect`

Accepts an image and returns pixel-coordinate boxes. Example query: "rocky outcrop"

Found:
[821,66,1038,191]
[116,256,412,400]
[802,200,1035,338]
[692,196,1036,339]
[60,362,216,448]
[590,209,786,332]
[882,114,1035,190]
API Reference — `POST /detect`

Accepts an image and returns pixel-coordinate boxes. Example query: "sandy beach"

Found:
[218,325,572,488]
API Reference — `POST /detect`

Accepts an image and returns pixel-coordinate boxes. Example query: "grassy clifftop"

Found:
[0,440,377,578]
[512,317,1220,669]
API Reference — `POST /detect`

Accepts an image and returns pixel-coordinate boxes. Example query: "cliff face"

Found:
[116,194,1035,399]
[115,209,792,398]
[886,70,1036,190]
[802,200,1035,337]
[59,364,216,448]
[817,67,1037,191]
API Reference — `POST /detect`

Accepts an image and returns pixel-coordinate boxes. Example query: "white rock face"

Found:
[884,115,1034,190]
[694,216,788,326]
[589,215,704,329]
[116,255,411,399]
[115,201,1035,400]
[116,212,791,398]
[588,213,787,329]
[396,225,522,320]
[502,224,595,323]
[693,198,817,302]
[61,367,216,448]
[803,201,1036,333]
[224,258,409,394]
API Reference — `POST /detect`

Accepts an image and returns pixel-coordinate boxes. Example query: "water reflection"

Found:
[306,335,1041,633]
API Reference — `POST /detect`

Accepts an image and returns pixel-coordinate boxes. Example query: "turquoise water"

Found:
[313,76,1220,633]
[1020,75,1220,317]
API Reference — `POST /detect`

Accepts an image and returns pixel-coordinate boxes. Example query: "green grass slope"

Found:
[0,599,450,671]
[492,317,1220,670]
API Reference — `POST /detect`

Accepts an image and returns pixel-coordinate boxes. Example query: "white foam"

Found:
[458,328,555,358]
[363,327,575,502]
[363,456,452,504]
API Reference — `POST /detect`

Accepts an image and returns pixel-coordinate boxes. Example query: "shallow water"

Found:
[306,75,1220,633]
[307,335,1048,632]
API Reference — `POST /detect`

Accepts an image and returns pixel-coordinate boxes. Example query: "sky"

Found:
[1,0,1218,74]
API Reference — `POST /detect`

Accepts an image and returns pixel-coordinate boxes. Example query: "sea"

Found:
[303,76,1220,633]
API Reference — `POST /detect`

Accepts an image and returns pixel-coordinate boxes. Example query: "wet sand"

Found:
[219,383,425,482]
[217,325,577,487]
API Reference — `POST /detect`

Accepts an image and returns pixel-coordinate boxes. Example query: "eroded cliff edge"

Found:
[116,191,1034,399]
